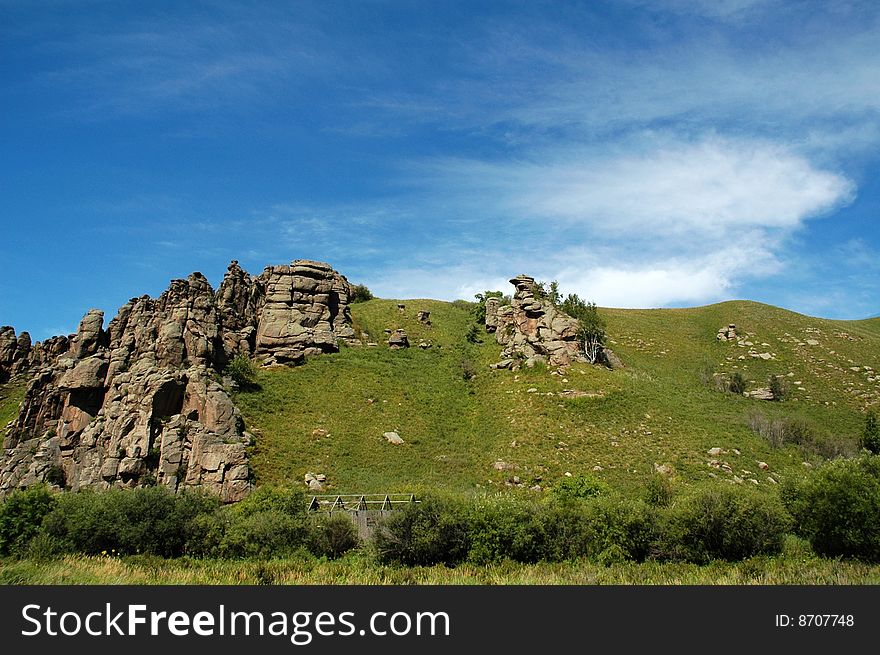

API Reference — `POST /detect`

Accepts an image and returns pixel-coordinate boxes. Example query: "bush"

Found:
[219,510,308,559]
[560,294,605,364]
[660,485,790,563]
[729,372,747,394]
[643,475,674,508]
[747,411,857,459]
[465,324,482,344]
[309,514,360,559]
[467,497,549,564]
[460,358,477,380]
[225,354,257,390]
[351,284,374,303]
[783,456,880,562]
[552,474,609,501]
[579,497,657,563]
[42,487,219,557]
[0,485,58,556]
[862,412,880,455]
[45,464,67,488]
[373,496,471,566]
[40,487,222,557]
[768,375,788,401]
[232,486,307,519]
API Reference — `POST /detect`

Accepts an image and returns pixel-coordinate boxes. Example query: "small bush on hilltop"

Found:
[729,371,747,394]
[783,455,880,562]
[769,374,788,401]
[350,284,374,303]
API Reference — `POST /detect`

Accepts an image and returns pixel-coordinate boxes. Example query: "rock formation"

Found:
[0,259,356,500]
[0,327,34,382]
[717,324,737,341]
[388,329,409,350]
[487,274,621,370]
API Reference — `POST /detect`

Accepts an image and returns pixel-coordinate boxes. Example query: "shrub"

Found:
[350,284,374,303]
[534,501,592,561]
[45,464,66,488]
[42,487,221,557]
[465,324,482,344]
[560,294,605,364]
[309,514,360,559]
[783,456,880,562]
[747,410,789,448]
[862,411,880,455]
[225,353,258,390]
[643,475,674,508]
[660,485,790,563]
[460,358,477,380]
[373,496,471,566]
[552,474,609,501]
[232,486,307,519]
[747,411,857,459]
[219,510,308,559]
[729,371,747,394]
[768,375,788,401]
[467,497,549,564]
[0,485,58,556]
[579,497,657,563]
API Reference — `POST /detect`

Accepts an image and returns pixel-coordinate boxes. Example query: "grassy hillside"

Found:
[234,299,879,497]
[0,383,24,432]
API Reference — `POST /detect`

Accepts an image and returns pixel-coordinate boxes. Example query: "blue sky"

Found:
[1,0,878,340]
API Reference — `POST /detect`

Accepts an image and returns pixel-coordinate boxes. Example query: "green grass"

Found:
[4,539,880,585]
[2,299,880,584]
[235,299,879,498]
[0,382,25,434]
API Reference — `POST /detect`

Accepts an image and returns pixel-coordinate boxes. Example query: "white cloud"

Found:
[423,134,854,237]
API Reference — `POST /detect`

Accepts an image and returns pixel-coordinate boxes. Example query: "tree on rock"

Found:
[561,294,606,364]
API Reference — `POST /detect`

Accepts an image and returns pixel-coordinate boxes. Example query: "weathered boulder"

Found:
[388,329,409,350]
[384,431,405,445]
[253,260,356,364]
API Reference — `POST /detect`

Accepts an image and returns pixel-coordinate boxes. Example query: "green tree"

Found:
[350,284,374,303]
[472,290,503,325]
[561,294,606,364]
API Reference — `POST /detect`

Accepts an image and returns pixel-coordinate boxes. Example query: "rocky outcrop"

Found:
[488,275,585,369]
[253,260,357,365]
[487,274,621,370]
[0,327,34,382]
[717,324,737,341]
[0,259,356,500]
